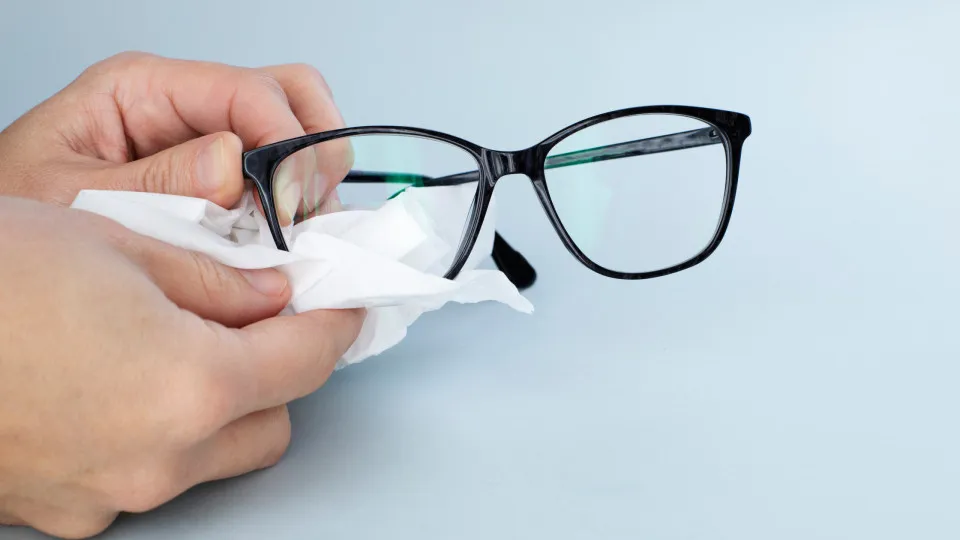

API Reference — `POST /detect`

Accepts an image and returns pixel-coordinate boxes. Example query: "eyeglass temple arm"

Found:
[340,127,719,187]
[338,127,718,289]
[542,126,719,170]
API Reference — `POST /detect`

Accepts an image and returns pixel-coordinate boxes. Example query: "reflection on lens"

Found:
[271,134,481,276]
[544,114,727,273]
[273,136,354,225]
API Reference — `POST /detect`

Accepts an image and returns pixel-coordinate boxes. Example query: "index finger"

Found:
[112,54,310,156]
[215,308,366,418]
[258,63,344,136]
[259,64,353,226]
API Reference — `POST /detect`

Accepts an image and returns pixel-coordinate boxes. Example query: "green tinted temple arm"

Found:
[542,126,719,169]
[339,127,719,187]
[338,127,720,290]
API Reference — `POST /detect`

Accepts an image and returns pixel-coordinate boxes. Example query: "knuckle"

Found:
[260,407,292,469]
[106,50,155,67]
[83,51,154,79]
[109,465,182,514]
[139,149,185,195]
[40,512,118,540]
[189,251,219,302]
[166,363,234,444]
[187,251,235,305]
[248,70,288,104]
[291,63,331,94]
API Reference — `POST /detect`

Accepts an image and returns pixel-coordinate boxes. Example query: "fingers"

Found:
[185,405,291,487]
[71,53,358,226]
[216,308,365,418]
[96,53,352,222]
[262,64,353,224]
[96,131,246,209]
[113,230,292,328]
[106,53,319,155]
[252,64,354,226]
[151,254,290,329]
[257,64,344,135]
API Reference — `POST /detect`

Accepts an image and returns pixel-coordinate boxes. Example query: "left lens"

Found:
[271,133,482,276]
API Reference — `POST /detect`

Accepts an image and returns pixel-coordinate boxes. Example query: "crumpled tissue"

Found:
[69,184,533,369]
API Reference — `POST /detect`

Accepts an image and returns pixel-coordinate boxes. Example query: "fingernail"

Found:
[240,268,288,296]
[274,157,304,225]
[301,170,324,213]
[319,189,343,214]
[304,147,326,206]
[197,136,227,195]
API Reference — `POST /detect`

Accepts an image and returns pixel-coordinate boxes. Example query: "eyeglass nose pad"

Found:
[492,232,537,290]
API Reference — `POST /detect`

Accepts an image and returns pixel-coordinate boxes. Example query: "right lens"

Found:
[544,113,728,274]
[271,133,482,276]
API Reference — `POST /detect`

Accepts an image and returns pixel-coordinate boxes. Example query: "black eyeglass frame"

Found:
[241,105,751,286]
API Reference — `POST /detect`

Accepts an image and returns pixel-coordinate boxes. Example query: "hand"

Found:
[0,197,364,539]
[0,51,350,215]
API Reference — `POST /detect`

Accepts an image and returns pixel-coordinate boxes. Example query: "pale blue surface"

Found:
[2,1,959,538]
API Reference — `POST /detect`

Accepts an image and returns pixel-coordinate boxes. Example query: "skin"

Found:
[0,52,361,538]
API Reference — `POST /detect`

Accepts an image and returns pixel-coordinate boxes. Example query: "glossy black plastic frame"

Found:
[242,105,752,288]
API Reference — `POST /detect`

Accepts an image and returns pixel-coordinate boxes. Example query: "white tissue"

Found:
[69,185,533,368]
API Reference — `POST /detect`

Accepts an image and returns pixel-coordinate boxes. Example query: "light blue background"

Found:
[2,1,959,538]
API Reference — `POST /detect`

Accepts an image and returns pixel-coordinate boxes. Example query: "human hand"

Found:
[0,51,351,218]
[0,197,363,539]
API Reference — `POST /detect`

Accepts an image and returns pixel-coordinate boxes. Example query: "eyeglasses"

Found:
[241,105,752,290]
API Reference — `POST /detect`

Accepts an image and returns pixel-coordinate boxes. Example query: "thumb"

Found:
[118,230,292,328]
[101,132,245,208]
